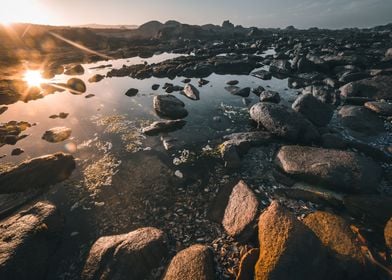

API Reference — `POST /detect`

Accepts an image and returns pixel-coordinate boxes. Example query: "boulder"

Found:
[251,86,265,96]
[250,102,319,143]
[292,94,334,126]
[82,227,168,280]
[226,87,251,97]
[275,146,382,193]
[304,211,367,279]
[339,75,392,100]
[255,201,327,280]
[0,202,63,280]
[142,120,186,136]
[259,90,280,103]
[364,101,392,116]
[125,88,139,97]
[302,85,340,105]
[88,74,104,83]
[152,84,160,90]
[64,64,84,75]
[66,78,86,94]
[163,245,215,280]
[338,106,385,136]
[183,83,200,100]
[222,180,259,240]
[269,59,292,75]
[0,153,75,193]
[153,95,188,119]
[251,69,272,80]
[42,127,72,143]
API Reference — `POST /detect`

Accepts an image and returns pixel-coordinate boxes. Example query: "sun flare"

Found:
[23,70,45,87]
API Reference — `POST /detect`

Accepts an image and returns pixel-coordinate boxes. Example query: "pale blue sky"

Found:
[2,0,392,28]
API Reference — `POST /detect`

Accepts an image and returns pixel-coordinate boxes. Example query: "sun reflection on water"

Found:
[23,70,45,87]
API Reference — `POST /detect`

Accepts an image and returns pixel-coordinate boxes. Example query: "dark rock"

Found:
[251,69,272,80]
[64,64,84,75]
[292,94,334,126]
[269,59,292,75]
[250,102,319,143]
[125,88,139,97]
[198,78,209,86]
[142,120,186,135]
[364,101,392,116]
[276,146,382,194]
[226,80,239,86]
[304,211,367,280]
[85,94,95,98]
[11,148,24,156]
[66,78,86,94]
[88,74,104,83]
[82,227,168,280]
[221,180,259,240]
[255,201,327,280]
[0,106,7,114]
[153,95,188,119]
[302,85,340,105]
[183,84,200,100]
[296,57,317,73]
[151,84,160,90]
[338,106,385,137]
[259,90,280,103]
[321,133,347,149]
[237,248,259,280]
[338,71,369,84]
[163,245,215,280]
[344,97,373,106]
[181,78,191,83]
[251,86,265,96]
[340,75,392,100]
[42,127,72,143]
[343,195,392,226]
[0,121,31,146]
[0,153,76,193]
[225,86,250,97]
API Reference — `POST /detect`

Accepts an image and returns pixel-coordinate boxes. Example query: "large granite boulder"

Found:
[275,146,382,193]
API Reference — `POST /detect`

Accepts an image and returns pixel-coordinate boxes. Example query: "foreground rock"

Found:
[338,106,385,137]
[0,202,63,280]
[304,211,367,279]
[0,153,76,193]
[82,227,168,280]
[153,95,188,119]
[276,146,382,193]
[292,94,334,126]
[255,201,327,280]
[221,180,259,240]
[364,101,392,116]
[250,102,319,143]
[340,75,392,100]
[183,83,200,100]
[42,127,72,143]
[142,119,186,135]
[163,245,215,280]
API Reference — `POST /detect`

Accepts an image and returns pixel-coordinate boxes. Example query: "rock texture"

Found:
[82,227,168,280]
[0,202,63,280]
[163,244,215,280]
[255,201,327,280]
[42,126,72,143]
[153,95,188,119]
[0,153,76,193]
[292,94,334,126]
[340,75,392,100]
[276,146,382,193]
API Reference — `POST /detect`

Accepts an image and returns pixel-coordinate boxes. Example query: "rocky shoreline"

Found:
[1,20,392,279]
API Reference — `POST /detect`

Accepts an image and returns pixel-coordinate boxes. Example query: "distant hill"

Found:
[76,24,138,29]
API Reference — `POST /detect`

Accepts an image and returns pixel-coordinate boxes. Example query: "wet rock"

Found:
[338,105,385,137]
[225,86,251,97]
[198,78,209,86]
[0,201,63,280]
[0,121,31,146]
[338,71,369,84]
[125,88,139,97]
[0,106,7,114]
[250,102,319,143]
[321,133,347,149]
[276,145,382,194]
[277,182,344,208]
[296,57,317,73]
[64,64,85,75]
[303,211,367,280]
[82,227,168,280]
[237,248,259,280]
[269,59,292,75]
[364,101,392,116]
[181,78,191,83]
[11,148,24,156]
[385,218,392,252]
[153,95,188,119]
[259,90,280,103]
[251,86,265,96]
[66,78,87,94]
[88,74,104,83]
[42,127,72,143]
[151,84,160,90]
[343,195,392,226]
[302,85,340,105]
[292,94,334,126]
[255,201,327,280]
[222,180,259,240]
[142,120,186,136]
[0,153,75,193]
[251,69,272,80]
[183,83,200,100]
[163,244,215,280]
[340,75,392,100]
[226,80,239,86]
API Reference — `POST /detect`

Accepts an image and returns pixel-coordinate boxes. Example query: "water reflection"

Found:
[23,70,46,87]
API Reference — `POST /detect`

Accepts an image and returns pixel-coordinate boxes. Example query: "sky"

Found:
[1,0,392,29]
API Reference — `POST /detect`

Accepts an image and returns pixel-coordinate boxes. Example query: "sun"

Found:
[23,70,45,87]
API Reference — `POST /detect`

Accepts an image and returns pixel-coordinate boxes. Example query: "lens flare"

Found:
[23,70,45,87]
